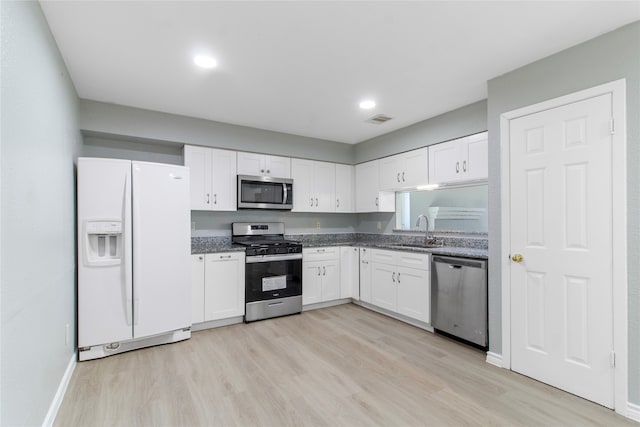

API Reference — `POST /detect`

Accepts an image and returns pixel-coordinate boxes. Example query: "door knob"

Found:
[512,253,524,263]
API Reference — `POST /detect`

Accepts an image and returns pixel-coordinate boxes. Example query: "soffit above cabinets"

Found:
[40,1,640,144]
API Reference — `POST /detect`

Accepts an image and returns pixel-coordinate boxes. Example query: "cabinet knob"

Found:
[266,169,270,174]
[261,169,265,173]
[198,256,203,261]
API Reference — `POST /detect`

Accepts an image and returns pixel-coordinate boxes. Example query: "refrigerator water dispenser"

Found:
[84,220,123,266]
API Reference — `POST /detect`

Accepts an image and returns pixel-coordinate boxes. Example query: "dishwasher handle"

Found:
[432,256,486,270]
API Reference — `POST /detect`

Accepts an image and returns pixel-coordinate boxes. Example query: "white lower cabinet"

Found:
[369,249,430,323]
[359,247,372,303]
[191,252,245,324]
[340,246,359,299]
[302,247,340,305]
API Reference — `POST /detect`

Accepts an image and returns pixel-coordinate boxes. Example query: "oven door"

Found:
[245,254,302,302]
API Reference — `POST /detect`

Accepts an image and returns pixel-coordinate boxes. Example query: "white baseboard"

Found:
[485,351,503,368]
[627,402,640,422]
[42,352,76,427]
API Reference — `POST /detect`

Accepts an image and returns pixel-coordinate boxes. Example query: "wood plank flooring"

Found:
[55,304,635,426]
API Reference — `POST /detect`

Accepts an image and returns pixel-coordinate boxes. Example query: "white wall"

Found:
[0,2,81,424]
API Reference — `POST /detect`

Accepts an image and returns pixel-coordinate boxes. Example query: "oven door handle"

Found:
[246,253,303,263]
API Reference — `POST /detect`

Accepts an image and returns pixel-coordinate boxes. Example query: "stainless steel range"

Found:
[232,222,303,322]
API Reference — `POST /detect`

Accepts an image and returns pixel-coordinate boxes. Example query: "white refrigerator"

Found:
[77,158,191,361]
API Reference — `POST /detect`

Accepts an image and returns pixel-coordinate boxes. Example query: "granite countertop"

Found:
[192,233,488,259]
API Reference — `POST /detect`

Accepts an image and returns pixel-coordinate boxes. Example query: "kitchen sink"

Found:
[388,241,444,249]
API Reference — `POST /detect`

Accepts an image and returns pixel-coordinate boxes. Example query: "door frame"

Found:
[499,79,628,414]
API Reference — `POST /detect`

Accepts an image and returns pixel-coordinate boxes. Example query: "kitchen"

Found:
[1,1,639,426]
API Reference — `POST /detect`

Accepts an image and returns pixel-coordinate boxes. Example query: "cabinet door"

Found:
[359,248,372,303]
[302,261,322,305]
[265,155,291,178]
[379,155,400,191]
[335,164,354,213]
[237,152,265,176]
[371,262,396,312]
[204,253,245,321]
[291,158,314,212]
[355,161,378,212]
[340,246,359,299]
[191,254,205,324]
[428,139,462,184]
[184,145,212,210]
[400,147,429,188]
[321,261,340,302]
[210,149,237,211]
[462,132,488,181]
[314,161,335,212]
[396,266,429,322]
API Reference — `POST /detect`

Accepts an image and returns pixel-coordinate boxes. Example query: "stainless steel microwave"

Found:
[237,175,293,210]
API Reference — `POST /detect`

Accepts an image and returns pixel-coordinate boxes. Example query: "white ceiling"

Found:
[40,1,640,144]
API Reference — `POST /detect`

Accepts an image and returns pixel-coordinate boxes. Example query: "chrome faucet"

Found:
[415,214,430,239]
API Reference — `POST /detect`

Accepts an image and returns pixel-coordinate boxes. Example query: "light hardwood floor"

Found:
[55,304,636,426]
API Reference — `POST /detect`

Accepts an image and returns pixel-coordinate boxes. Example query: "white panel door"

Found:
[400,147,429,188]
[77,158,133,347]
[303,261,322,305]
[291,158,314,212]
[237,152,265,176]
[314,161,336,212]
[191,255,205,324]
[510,94,614,408]
[359,248,372,303]
[265,155,291,178]
[210,149,237,211]
[335,164,354,212]
[379,155,400,191]
[340,246,359,299]
[396,266,429,322]
[428,139,461,184]
[355,161,378,212]
[183,145,211,210]
[321,261,340,302]
[463,132,488,181]
[371,263,396,312]
[132,162,192,338]
[204,253,245,321]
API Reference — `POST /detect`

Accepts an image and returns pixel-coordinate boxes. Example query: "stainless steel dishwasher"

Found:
[431,256,488,348]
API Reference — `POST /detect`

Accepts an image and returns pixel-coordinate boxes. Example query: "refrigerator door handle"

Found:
[123,171,134,327]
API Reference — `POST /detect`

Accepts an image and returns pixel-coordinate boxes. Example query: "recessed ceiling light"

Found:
[359,100,376,110]
[193,55,217,69]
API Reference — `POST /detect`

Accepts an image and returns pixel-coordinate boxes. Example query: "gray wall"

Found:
[80,100,355,164]
[487,21,640,403]
[0,2,82,425]
[83,136,183,165]
[354,100,487,163]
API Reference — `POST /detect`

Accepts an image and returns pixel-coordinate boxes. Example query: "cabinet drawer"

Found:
[303,246,339,261]
[205,252,244,262]
[397,251,429,270]
[371,249,397,265]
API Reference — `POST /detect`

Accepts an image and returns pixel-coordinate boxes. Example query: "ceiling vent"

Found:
[366,114,393,124]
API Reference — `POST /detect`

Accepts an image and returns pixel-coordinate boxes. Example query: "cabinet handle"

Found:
[323,266,326,276]
[214,194,217,205]
[392,272,396,282]
[456,162,460,173]
[206,193,210,204]
[375,197,379,207]
[266,169,270,174]
[397,172,400,183]
[397,272,401,283]
[463,160,467,172]
[261,169,265,173]
[310,198,314,207]
[315,198,318,207]
[219,255,231,259]
[336,198,340,208]
[198,256,203,261]
[402,172,405,182]
[317,267,321,276]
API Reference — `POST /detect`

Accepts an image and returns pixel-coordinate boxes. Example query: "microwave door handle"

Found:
[282,183,288,204]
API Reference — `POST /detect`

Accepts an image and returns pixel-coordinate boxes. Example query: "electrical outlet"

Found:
[316,222,321,230]
[377,221,382,230]
[65,323,70,346]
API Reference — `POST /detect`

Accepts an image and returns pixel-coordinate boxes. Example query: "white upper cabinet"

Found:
[379,147,429,191]
[428,131,488,185]
[355,160,395,213]
[237,152,291,178]
[334,164,354,213]
[291,159,335,212]
[184,145,237,211]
